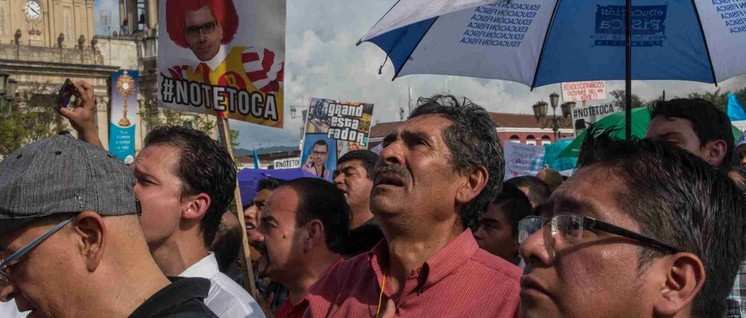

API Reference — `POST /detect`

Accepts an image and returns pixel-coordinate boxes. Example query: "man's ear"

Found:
[653,253,705,316]
[183,193,210,221]
[304,219,325,252]
[703,139,727,166]
[456,166,489,206]
[72,211,107,272]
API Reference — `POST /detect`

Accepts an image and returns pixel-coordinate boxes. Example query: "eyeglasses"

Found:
[518,213,682,254]
[0,216,77,284]
[185,21,218,37]
[312,151,327,156]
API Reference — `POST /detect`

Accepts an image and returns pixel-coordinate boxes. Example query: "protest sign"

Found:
[273,157,300,169]
[300,98,374,182]
[503,141,576,180]
[561,80,607,102]
[109,69,138,163]
[157,0,285,127]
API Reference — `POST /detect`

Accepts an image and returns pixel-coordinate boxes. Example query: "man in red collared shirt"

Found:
[304,94,521,317]
[256,178,349,318]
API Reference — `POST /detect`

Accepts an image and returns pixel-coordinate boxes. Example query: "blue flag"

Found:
[253,148,260,169]
[727,93,746,121]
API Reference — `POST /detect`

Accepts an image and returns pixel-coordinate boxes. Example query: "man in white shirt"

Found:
[58,80,263,317]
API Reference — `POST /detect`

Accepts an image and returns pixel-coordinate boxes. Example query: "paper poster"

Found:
[109,69,138,163]
[157,0,285,127]
[300,98,375,182]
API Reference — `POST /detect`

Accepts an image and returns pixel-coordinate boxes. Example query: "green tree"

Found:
[609,89,645,109]
[230,128,240,150]
[688,88,728,113]
[137,107,216,136]
[0,83,69,156]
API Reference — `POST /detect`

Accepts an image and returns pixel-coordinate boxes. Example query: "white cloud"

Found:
[94,0,120,36]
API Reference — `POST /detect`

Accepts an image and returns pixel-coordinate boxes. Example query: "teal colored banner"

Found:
[109,124,136,163]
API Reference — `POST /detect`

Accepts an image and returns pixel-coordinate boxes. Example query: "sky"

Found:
[94,0,746,149]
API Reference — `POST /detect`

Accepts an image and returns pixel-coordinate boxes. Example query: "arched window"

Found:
[541,135,551,145]
[526,135,536,146]
[509,135,520,143]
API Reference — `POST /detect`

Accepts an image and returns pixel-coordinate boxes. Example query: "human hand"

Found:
[57,80,95,134]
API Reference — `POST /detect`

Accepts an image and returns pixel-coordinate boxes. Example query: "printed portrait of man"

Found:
[164,0,284,96]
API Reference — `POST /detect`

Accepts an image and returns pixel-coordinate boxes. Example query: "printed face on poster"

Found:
[109,69,138,164]
[300,98,375,182]
[157,0,285,127]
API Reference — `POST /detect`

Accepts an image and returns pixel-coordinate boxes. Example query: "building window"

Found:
[542,135,551,145]
[526,135,536,146]
[509,135,520,143]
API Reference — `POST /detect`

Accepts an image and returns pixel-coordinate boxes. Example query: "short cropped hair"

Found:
[506,176,550,208]
[493,182,533,237]
[283,178,350,254]
[409,94,504,230]
[144,126,236,245]
[650,98,734,169]
[337,150,378,180]
[578,126,746,317]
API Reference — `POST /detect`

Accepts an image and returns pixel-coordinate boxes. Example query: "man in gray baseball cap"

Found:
[0,133,216,317]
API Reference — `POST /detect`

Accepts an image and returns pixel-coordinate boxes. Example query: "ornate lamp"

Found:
[116,70,135,126]
[0,72,8,95]
[6,79,17,102]
[532,101,548,120]
[560,101,575,118]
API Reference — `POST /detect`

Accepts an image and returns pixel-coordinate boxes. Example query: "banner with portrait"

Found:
[157,0,285,127]
[300,98,375,182]
[109,69,138,164]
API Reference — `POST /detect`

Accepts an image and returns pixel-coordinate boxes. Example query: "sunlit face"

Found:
[519,166,656,318]
[243,205,262,264]
[333,159,373,214]
[184,6,223,61]
[133,144,188,251]
[0,219,78,318]
[371,114,463,222]
[474,202,517,263]
[646,116,709,163]
[256,187,306,284]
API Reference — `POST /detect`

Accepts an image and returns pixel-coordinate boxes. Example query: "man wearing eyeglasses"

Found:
[0,134,217,317]
[302,140,330,181]
[164,0,284,114]
[518,128,746,318]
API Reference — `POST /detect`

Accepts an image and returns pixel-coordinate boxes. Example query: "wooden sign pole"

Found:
[216,116,258,299]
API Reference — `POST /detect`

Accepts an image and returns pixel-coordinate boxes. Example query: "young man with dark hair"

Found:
[647,98,734,169]
[305,94,520,317]
[474,182,533,265]
[519,128,746,317]
[0,134,216,317]
[333,150,384,257]
[256,178,349,318]
[506,176,551,208]
[57,80,262,317]
[303,140,330,180]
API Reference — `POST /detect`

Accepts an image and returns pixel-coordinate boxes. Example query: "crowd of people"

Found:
[0,79,745,318]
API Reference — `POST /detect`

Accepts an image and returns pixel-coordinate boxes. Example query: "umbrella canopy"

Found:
[361,0,745,87]
[237,168,320,207]
[557,107,744,158]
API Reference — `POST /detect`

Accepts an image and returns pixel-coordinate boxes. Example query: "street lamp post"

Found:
[532,92,575,141]
[0,73,18,115]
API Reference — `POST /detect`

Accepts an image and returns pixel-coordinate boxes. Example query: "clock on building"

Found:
[24,0,42,21]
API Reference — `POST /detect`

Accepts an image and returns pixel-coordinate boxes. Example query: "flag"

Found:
[253,148,260,170]
[727,93,746,121]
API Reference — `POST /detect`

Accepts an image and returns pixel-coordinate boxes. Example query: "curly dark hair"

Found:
[409,94,504,230]
[144,125,236,246]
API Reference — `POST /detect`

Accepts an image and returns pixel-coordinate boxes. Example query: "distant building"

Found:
[368,112,574,149]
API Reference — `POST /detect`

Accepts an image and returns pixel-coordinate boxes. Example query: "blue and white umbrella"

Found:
[360,0,746,136]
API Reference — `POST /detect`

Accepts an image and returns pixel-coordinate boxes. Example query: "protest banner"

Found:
[157,0,285,128]
[109,69,138,164]
[571,102,622,132]
[300,98,375,182]
[561,80,607,102]
[273,157,300,169]
[503,141,576,180]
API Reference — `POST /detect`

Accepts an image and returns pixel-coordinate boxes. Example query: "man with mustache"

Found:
[256,178,348,318]
[304,94,521,317]
[333,150,384,257]
[518,129,746,317]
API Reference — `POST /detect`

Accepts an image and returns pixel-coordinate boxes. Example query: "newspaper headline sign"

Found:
[273,157,300,169]
[109,69,138,164]
[561,81,607,102]
[157,0,285,127]
[300,98,374,182]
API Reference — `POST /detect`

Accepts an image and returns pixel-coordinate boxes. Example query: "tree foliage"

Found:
[0,83,69,156]
[609,89,645,109]
[137,107,216,135]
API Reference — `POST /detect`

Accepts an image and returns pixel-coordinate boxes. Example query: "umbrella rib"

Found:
[687,0,718,85]
[530,0,564,89]
[392,16,441,81]
[357,0,403,46]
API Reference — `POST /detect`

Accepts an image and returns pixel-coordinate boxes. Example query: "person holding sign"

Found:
[302,140,330,180]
